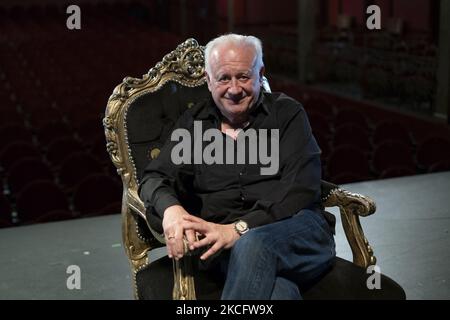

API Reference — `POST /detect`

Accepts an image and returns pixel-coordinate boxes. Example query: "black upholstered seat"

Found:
[136,256,405,300]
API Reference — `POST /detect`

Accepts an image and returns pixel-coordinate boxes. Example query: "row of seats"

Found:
[272,82,450,184]
[320,132,450,184]
[0,1,174,228]
[1,149,109,191]
[0,119,103,152]
[0,174,122,227]
[312,17,437,114]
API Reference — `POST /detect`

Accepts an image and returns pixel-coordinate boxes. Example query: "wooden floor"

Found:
[1,172,449,300]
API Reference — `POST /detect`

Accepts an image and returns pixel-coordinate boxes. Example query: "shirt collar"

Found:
[196,91,270,121]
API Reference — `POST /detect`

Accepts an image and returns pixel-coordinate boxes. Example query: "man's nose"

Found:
[228,78,243,96]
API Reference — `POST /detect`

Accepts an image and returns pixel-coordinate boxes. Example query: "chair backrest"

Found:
[126,81,210,181]
[119,40,208,181]
[104,39,210,246]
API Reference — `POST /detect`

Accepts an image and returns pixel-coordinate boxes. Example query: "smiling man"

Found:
[139,34,336,299]
[205,36,264,129]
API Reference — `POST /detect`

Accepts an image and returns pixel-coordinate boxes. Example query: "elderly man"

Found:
[139,34,335,299]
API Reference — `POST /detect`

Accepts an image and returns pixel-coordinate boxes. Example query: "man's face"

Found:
[206,44,264,125]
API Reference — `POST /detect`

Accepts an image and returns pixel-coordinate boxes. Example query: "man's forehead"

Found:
[211,43,254,58]
[209,44,256,70]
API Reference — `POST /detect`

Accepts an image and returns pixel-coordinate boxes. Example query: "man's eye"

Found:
[218,77,229,83]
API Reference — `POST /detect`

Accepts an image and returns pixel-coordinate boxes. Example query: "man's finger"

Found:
[182,220,208,234]
[200,242,221,260]
[164,229,175,258]
[182,214,204,223]
[166,242,174,259]
[185,229,197,250]
[191,236,212,249]
[173,233,184,259]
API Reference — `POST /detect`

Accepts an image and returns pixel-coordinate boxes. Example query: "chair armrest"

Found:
[323,187,376,217]
[323,186,377,268]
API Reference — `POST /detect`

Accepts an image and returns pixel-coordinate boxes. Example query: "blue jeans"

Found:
[219,209,336,300]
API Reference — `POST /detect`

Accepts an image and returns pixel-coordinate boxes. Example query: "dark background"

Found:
[0,0,449,228]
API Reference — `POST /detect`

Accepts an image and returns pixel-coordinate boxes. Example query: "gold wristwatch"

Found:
[234,220,249,236]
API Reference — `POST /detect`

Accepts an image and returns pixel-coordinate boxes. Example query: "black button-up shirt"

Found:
[139,91,322,229]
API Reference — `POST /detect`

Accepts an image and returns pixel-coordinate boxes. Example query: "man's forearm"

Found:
[139,177,181,218]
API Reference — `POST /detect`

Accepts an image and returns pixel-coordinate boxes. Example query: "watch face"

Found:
[236,221,248,233]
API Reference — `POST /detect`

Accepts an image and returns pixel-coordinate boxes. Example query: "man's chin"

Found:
[223,101,250,111]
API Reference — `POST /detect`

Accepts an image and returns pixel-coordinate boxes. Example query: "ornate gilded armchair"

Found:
[104,39,405,300]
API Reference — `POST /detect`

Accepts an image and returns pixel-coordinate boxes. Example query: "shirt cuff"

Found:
[238,210,274,229]
[154,193,181,218]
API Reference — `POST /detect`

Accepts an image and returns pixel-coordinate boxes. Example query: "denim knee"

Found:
[230,230,272,262]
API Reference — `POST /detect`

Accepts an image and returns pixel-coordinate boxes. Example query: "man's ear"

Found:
[259,66,265,82]
[205,72,212,92]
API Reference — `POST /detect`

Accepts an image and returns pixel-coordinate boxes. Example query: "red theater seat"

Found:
[0,194,12,219]
[36,121,72,147]
[28,107,63,129]
[380,166,417,179]
[373,121,411,146]
[58,152,103,190]
[308,112,332,137]
[7,158,54,194]
[314,132,331,160]
[73,174,122,216]
[334,109,370,132]
[416,136,450,170]
[333,123,371,153]
[0,142,41,170]
[16,180,70,224]
[46,137,85,167]
[429,160,450,173]
[327,145,372,182]
[0,124,34,148]
[372,140,416,176]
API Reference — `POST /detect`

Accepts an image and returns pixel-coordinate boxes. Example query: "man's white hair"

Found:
[204,34,264,74]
